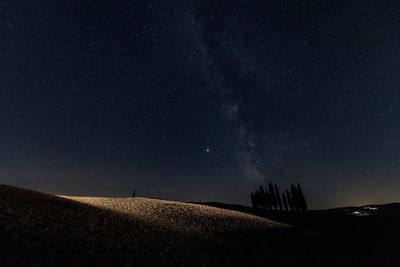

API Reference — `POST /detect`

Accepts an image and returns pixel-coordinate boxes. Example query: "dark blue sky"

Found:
[1,0,400,208]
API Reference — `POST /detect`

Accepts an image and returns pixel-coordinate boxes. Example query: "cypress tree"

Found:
[259,186,265,209]
[251,188,261,209]
[282,192,288,210]
[297,183,307,212]
[264,186,271,210]
[275,184,283,210]
[290,184,299,211]
[286,189,293,211]
[268,183,277,209]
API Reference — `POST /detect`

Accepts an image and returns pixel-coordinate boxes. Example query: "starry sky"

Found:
[1,0,400,209]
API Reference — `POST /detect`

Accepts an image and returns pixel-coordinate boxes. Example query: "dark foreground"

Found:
[202,202,400,266]
[0,185,399,266]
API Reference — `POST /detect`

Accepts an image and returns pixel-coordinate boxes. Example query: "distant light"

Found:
[363,206,378,210]
[353,211,369,216]
[206,148,210,152]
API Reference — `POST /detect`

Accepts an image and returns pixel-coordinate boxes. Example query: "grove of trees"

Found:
[250,183,307,212]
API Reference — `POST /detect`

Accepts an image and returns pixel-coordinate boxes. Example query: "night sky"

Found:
[1,1,400,209]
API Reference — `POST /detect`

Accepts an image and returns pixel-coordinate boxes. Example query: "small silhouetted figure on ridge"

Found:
[132,190,136,197]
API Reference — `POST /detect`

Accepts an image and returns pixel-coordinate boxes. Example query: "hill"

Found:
[2,184,400,266]
[0,184,319,266]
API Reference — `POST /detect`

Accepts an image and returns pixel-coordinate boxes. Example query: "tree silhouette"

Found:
[259,186,266,209]
[286,190,293,211]
[297,183,307,212]
[275,184,283,210]
[282,192,288,210]
[268,183,277,209]
[290,184,299,211]
[250,182,308,212]
[267,187,272,209]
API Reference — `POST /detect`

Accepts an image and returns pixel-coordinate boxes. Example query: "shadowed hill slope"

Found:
[1,184,324,266]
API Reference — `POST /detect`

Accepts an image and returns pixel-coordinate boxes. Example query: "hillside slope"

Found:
[0,185,317,266]
[60,195,286,235]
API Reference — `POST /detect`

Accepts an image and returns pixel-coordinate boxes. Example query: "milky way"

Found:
[1,0,400,208]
